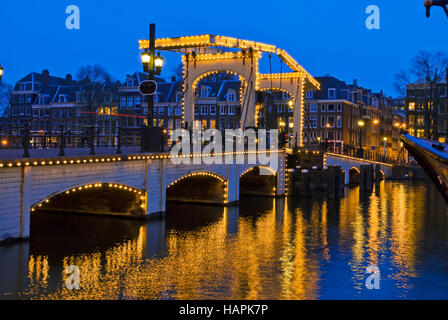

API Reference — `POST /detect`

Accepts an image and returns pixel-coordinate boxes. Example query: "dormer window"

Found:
[127,78,136,87]
[176,92,183,102]
[328,88,336,99]
[38,94,49,105]
[227,89,236,102]
[58,94,68,103]
[306,90,314,99]
[200,86,210,98]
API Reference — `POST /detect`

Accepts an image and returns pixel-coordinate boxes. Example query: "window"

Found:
[127,96,133,107]
[321,104,326,112]
[306,90,314,99]
[158,107,164,115]
[417,115,425,125]
[282,91,290,100]
[201,105,208,115]
[327,104,335,112]
[168,107,174,116]
[127,79,136,87]
[200,86,210,97]
[327,116,335,127]
[175,107,182,116]
[408,102,415,111]
[176,92,183,102]
[175,119,182,128]
[228,106,235,115]
[310,116,317,128]
[194,106,199,115]
[210,105,216,115]
[309,103,317,113]
[220,105,227,115]
[26,95,32,104]
[337,104,342,112]
[120,97,126,108]
[328,88,336,98]
[135,96,141,106]
[227,90,236,102]
[321,116,326,128]
[337,115,342,128]
[278,104,285,113]
[58,95,68,103]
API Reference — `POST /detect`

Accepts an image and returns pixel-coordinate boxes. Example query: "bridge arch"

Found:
[239,165,277,196]
[349,167,361,186]
[192,70,247,94]
[31,182,146,217]
[257,87,295,100]
[166,171,228,205]
[183,51,259,129]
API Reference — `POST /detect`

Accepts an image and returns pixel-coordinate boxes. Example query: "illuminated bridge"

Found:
[0,150,286,242]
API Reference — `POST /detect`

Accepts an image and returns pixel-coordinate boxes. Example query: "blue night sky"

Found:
[0,0,447,97]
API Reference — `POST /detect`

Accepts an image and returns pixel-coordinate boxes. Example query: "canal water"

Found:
[1,180,448,300]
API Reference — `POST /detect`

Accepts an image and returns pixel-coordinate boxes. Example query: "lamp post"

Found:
[140,23,164,152]
[0,65,3,84]
[383,137,387,158]
[358,120,365,158]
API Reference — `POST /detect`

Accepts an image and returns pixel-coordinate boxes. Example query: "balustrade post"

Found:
[89,125,95,155]
[59,125,65,157]
[22,122,30,158]
[116,127,122,155]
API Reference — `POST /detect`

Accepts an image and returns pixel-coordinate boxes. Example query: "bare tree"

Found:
[171,64,184,81]
[393,51,448,138]
[75,65,115,128]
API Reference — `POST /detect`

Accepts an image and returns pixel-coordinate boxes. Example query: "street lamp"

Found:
[383,137,387,157]
[154,52,164,75]
[0,65,3,83]
[140,23,165,152]
[141,51,151,73]
[357,120,365,157]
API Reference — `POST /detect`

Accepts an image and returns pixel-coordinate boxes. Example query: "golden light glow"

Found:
[1,139,7,146]
[358,120,365,127]
[141,52,150,64]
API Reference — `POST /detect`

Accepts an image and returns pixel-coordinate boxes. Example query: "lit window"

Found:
[408,102,415,111]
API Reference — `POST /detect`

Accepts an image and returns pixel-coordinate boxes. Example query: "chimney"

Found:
[353,79,358,87]
[171,76,177,82]
[65,74,73,84]
[41,69,50,87]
